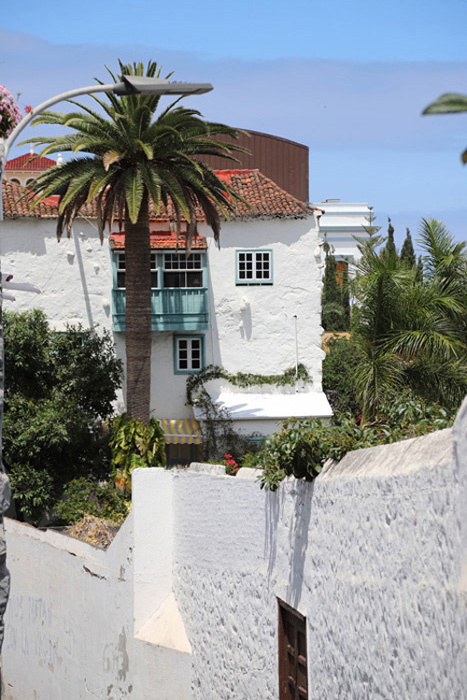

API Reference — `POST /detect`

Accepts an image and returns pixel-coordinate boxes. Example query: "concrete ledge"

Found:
[188,462,226,475]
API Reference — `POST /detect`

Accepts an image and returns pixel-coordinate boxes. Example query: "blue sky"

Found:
[1,0,466,247]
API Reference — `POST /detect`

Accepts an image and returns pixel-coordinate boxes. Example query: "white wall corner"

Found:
[132,468,174,634]
[135,591,192,654]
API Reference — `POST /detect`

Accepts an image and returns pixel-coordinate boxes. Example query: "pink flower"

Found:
[25,105,32,114]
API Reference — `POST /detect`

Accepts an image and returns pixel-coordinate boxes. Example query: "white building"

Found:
[311,199,373,271]
[2,170,332,456]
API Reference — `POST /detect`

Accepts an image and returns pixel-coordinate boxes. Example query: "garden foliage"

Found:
[109,413,166,492]
[3,310,123,522]
[258,394,455,490]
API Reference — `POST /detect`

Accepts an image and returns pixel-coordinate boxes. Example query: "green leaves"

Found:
[423,92,467,163]
[423,93,467,114]
[109,413,167,493]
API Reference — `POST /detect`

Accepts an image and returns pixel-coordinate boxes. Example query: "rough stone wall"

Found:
[171,406,467,699]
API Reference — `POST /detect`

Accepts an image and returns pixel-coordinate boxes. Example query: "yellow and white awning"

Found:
[159,418,202,445]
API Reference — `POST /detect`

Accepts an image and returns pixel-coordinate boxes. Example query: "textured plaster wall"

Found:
[200,218,324,388]
[170,403,467,699]
[1,216,325,421]
[2,485,192,700]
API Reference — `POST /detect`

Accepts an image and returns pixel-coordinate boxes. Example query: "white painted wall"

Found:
[312,200,372,262]
[1,215,329,426]
[171,402,466,699]
[3,400,467,699]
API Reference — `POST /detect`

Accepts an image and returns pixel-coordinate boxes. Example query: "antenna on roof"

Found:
[30,145,35,156]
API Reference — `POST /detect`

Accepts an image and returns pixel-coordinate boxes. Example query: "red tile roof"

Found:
[5,153,57,171]
[3,169,316,221]
[110,231,207,250]
[2,179,59,218]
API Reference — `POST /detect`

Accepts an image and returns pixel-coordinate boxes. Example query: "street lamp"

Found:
[0,75,213,655]
[0,76,213,220]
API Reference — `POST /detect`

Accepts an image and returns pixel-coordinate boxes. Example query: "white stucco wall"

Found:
[2,215,328,425]
[170,402,466,699]
[2,400,467,699]
[2,509,192,700]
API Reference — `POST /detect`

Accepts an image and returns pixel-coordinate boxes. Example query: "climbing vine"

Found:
[186,363,312,406]
[186,363,313,463]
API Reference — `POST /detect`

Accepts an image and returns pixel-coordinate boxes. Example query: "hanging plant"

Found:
[0,86,22,139]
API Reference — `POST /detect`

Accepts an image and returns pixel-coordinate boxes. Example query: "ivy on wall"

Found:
[186,363,312,406]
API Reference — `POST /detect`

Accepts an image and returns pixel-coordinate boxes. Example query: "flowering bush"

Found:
[223,453,239,476]
[0,86,22,139]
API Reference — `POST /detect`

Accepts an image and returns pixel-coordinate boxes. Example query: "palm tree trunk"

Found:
[124,193,152,423]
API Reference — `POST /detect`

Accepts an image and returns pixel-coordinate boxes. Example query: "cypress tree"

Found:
[400,228,416,268]
[322,248,343,331]
[382,217,398,260]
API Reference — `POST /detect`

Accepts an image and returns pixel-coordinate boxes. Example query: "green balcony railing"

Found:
[112,287,209,332]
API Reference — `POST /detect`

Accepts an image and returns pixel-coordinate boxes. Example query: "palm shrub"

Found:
[21,60,247,424]
[109,413,166,492]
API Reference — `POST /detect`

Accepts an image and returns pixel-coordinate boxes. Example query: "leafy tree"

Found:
[21,60,246,424]
[3,310,123,520]
[423,92,467,163]
[400,228,416,268]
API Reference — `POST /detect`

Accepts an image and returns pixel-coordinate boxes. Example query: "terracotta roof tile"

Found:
[2,179,59,218]
[3,169,315,222]
[5,153,57,171]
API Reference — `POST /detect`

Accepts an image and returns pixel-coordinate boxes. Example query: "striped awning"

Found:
[159,418,202,445]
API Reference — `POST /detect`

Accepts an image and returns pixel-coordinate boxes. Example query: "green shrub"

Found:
[322,335,362,415]
[3,310,123,521]
[8,465,54,525]
[55,477,131,525]
[258,397,455,491]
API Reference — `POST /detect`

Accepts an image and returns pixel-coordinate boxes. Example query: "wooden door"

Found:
[278,600,308,700]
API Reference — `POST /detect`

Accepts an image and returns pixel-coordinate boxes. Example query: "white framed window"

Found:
[164,253,203,288]
[174,335,204,374]
[115,252,158,288]
[236,250,273,285]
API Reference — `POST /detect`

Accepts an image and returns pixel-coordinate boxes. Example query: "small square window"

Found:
[174,335,204,374]
[236,250,273,285]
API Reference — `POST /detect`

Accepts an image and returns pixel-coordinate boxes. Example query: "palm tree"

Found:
[21,61,246,423]
[352,221,467,421]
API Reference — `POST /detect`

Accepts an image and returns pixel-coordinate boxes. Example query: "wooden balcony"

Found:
[112,287,209,332]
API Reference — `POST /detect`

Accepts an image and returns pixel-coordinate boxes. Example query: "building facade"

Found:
[2,170,332,451]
